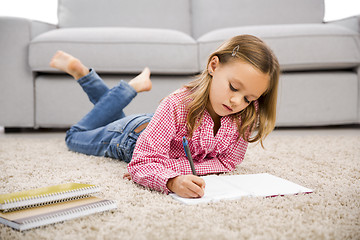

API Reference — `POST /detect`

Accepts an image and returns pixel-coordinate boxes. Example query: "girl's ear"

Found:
[208,56,219,75]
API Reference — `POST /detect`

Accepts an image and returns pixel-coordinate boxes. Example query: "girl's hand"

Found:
[123,173,132,180]
[167,175,206,198]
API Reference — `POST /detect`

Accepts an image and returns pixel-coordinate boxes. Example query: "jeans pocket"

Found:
[112,114,152,162]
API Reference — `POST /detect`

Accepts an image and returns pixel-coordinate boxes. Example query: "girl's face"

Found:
[207,56,269,121]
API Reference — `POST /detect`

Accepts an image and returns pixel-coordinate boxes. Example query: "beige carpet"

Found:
[0,134,359,240]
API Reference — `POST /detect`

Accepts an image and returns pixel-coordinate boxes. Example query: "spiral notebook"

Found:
[0,183,117,231]
[0,183,100,212]
[0,197,116,231]
[171,173,313,205]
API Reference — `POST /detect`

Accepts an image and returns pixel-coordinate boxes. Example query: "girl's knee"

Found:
[65,127,79,147]
[65,129,73,148]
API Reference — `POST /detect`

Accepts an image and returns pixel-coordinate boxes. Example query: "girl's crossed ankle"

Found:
[49,50,89,80]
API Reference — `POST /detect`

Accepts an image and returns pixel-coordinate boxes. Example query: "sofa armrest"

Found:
[348,15,360,123]
[326,16,360,123]
[0,17,56,127]
[356,15,360,33]
[325,15,360,33]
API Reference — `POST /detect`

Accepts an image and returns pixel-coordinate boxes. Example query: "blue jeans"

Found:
[65,69,153,163]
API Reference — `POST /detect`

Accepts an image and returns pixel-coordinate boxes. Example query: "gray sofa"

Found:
[1,0,359,129]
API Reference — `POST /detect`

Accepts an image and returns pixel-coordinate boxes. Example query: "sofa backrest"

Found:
[58,0,191,35]
[58,0,325,39]
[192,0,325,38]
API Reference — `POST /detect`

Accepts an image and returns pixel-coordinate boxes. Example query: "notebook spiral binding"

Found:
[2,186,100,212]
[20,200,117,231]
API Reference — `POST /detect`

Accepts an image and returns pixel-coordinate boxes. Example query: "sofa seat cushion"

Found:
[29,27,198,74]
[198,24,360,71]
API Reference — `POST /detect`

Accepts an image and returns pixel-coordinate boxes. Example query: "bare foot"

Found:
[128,67,152,93]
[49,51,89,80]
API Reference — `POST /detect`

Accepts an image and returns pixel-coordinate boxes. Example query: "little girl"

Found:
[50,35,279,199]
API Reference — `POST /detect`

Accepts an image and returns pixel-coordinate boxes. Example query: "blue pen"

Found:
[182,136,197,176]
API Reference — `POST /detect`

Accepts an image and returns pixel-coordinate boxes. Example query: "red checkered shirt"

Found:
[127,88,249,194]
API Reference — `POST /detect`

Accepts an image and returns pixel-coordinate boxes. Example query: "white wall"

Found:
[0,0,359,24]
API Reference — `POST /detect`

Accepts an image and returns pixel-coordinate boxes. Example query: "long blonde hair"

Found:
[183,35,280,147]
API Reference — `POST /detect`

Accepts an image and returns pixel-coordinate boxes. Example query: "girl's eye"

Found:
[229,83,237,92]
[229,82,251,104]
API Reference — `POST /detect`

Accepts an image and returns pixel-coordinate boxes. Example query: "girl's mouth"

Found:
[223,104,233,112]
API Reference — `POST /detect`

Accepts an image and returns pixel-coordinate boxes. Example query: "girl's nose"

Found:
[230,94,243,107]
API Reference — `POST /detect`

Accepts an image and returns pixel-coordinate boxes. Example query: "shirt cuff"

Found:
[159,172,180,195]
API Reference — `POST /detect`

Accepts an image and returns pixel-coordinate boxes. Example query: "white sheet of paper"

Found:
[221,173,313,197]
[170,175,249,205]
[170,173,313,205]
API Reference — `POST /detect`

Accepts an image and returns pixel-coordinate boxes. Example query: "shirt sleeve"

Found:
[128,94,250,194]
[194,139,248,175]
[127,96,183,194]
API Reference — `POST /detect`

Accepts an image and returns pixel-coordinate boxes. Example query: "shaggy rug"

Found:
[0,134,359,240]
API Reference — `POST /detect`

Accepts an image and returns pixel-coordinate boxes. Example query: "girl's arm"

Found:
[128,96,193,194]
[128,94,248,195]
[194,139,248,175]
